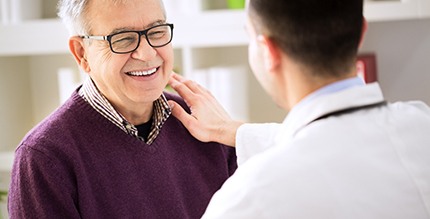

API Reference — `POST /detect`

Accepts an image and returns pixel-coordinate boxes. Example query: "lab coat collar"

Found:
[276,82,385,145]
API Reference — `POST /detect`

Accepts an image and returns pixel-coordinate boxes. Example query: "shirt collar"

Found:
[275,77,382,146]
[79,77,171,144]
[296,76,365,109]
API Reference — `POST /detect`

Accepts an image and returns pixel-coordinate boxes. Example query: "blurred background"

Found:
[1,0,430,217]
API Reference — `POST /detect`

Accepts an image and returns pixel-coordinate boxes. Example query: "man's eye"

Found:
[148,30,166,39]
[111,34,138,46]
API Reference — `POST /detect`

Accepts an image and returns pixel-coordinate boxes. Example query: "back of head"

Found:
[248,0,364,78]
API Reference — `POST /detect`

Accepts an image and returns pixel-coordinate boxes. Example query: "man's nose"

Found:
[131,36,157,60]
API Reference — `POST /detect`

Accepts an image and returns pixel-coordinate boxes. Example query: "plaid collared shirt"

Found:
[78,78,171,144]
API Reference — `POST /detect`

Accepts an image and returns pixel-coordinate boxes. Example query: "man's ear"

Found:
[69,36,91,73]
[257,35,281,72]
[359,17,368,49]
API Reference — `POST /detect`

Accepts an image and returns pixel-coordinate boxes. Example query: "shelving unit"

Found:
[2,0,430,55]
[364,0,430,21]
[0,19,68,55]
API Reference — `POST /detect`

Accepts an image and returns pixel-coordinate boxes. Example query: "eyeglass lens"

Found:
[110,25,172,53]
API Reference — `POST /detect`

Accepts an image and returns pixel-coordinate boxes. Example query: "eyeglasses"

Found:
[80,23,174,54]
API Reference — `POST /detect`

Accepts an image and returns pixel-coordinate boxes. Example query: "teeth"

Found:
[128,68,157,76]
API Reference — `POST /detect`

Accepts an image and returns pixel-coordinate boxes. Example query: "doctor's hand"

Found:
[168,73,243,147]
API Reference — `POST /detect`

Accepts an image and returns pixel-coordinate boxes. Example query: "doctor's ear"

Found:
[257,35,281,72]
[358,17,368,49]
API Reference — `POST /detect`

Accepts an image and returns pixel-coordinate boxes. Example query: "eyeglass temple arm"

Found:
[81,35,106,40]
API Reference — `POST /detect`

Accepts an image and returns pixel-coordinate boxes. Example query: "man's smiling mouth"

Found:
[126,67,158,76]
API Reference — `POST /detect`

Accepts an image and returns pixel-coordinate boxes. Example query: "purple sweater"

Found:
[8,91,237,219]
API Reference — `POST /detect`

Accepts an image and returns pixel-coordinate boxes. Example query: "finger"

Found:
[168,100,196,128]
[169,100,190,120]
[169,73,188,90]
[169,75,210,108]
[171,73,208,95]
[171,72,184,81]
[168,100,211,142]
[169,75,196,100]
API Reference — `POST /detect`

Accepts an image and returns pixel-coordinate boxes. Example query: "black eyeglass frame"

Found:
[80,23,174,54]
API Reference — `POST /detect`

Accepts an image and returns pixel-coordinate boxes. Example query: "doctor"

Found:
[168,0,430,218]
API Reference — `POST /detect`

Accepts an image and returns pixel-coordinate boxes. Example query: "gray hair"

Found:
[57,0,90,36]
[57,0,167,36]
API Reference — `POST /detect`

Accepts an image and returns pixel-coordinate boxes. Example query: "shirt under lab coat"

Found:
[202,79,430,219]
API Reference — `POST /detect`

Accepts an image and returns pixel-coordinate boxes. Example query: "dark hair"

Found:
[249,0,363,77]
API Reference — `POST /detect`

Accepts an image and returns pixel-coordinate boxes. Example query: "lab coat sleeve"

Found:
[201,148,275,219]
[235,123,282,165]
[201,145,303,219]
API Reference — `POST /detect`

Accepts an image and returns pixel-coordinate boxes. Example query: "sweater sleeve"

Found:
[8,146,80,219]
[225,146,238,176]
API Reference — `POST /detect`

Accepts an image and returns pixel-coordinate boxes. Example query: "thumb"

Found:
[168,100,196,128]
[168,100,210,142]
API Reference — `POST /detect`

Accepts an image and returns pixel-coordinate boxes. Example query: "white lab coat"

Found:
[203,83,430,219]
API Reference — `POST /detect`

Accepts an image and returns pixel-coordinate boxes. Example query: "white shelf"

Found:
[0,10,247,56]
[365,0,430,22]
[2,0,429,56]
[0,19,69,56]
[170,10,248,48]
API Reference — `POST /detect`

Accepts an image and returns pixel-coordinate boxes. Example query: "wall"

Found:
[0,55,78,151]
[29,54,78,123]
[0,57,33,151]
[360,18,430,104]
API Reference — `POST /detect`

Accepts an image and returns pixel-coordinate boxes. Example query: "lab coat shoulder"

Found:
[389,100,430,121]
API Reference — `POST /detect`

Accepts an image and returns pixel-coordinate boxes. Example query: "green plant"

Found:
[0,190,7,219]
[227,0,245,9]
[0,190,7,202]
